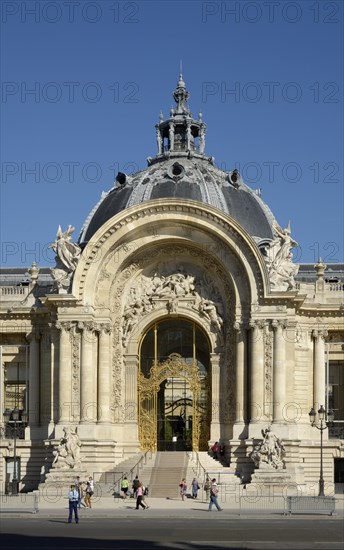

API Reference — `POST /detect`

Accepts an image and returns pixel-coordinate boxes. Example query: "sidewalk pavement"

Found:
[1,493,343,519]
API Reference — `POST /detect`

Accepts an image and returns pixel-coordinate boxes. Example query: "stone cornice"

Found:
[40,295,78,308]
[297,304,344,317]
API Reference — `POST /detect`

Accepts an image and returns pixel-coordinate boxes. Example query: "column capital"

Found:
[271,319,287,331]
[55,321,73,333]
[77,320,97,333]
[312,328,328,340]
[99,323,112,335]
[249,319,265,330]
[233,321,242,332]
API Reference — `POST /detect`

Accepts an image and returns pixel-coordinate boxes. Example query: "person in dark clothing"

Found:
[132,475,140,494]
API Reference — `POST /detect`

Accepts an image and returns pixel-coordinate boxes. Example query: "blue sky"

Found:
[1,0,343,268]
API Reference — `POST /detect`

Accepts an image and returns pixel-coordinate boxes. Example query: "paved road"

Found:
[1,517,343,550]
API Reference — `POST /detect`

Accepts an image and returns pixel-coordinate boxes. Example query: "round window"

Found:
[169,163,185,179]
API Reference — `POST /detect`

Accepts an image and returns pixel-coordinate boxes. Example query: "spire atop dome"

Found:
[173,70,191,115]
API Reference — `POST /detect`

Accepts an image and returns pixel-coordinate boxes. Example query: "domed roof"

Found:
[79,75,276,245]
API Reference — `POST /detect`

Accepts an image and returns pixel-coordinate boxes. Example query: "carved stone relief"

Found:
[264,324,273,421]
[70,325,80,421]
[121,269,224,347]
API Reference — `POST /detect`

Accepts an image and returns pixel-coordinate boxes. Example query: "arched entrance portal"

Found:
[138,319,211,451]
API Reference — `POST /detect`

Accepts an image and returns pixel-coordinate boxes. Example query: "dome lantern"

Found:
[154,73,206,160]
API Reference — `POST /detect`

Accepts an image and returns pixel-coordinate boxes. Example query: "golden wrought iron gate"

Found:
[138,353,210,451]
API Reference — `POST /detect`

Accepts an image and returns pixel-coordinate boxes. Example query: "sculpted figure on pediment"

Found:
[50,225,81,292]
[263,222,299,291]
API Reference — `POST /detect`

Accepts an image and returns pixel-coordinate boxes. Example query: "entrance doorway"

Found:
[138,319,211,451]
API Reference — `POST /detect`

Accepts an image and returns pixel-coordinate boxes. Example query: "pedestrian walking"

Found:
[135,482,147,509]
[68,484,79,523]
[77,481,86,508]
[191,477,200,499]
[121,476,129,499]
[179,478,187,501]
[132,474,140,496]
[208,478,223,512]
[84,479,94,508]
[142,484,150,509]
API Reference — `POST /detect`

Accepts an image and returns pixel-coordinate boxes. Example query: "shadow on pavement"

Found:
[1,534,249,550]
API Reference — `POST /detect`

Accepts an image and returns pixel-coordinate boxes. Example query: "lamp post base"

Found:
[319,479,325,497]
[11,479,19,495]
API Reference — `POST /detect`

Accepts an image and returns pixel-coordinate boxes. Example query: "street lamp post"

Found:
[3,407,27,495]
[309,405,334,497]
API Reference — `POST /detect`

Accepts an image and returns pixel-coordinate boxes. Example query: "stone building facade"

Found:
[1,75,343,493]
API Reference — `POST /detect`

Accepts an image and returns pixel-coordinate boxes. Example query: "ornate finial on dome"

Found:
[178,60,185,86]
[173,69,190,115]
[159,110,164,122]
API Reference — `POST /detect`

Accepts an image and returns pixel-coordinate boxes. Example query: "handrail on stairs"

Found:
[190,451,209,484]
[109,450,152,494]
[190,451,240,486]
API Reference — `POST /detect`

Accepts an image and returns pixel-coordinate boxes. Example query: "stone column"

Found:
[27,331,40,425]
[313,329,328,409]
[249,321,265,422]
[98,324,112,424]
[56,322,72,423]
[51,327,60,424]
[79,322,97,424]
[210,353,221,441]
[124,354,139,424]
[234,322,246,423]
[272,320,286,423]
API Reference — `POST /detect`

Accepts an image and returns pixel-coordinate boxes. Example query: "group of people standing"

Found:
[67,476,94,524]
[179,477,223,511]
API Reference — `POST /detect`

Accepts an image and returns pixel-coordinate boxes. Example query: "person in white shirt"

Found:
[68,484,79,523]
[208,478,223,512]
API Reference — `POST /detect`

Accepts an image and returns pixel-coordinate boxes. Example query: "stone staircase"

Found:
[149,452,189,498]
[98,450,239,498]
[34,451,239,500]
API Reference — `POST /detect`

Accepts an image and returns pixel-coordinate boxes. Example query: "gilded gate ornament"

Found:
[138,353,209,451]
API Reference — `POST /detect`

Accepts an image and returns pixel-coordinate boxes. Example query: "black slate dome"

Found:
[79,75,276,246]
